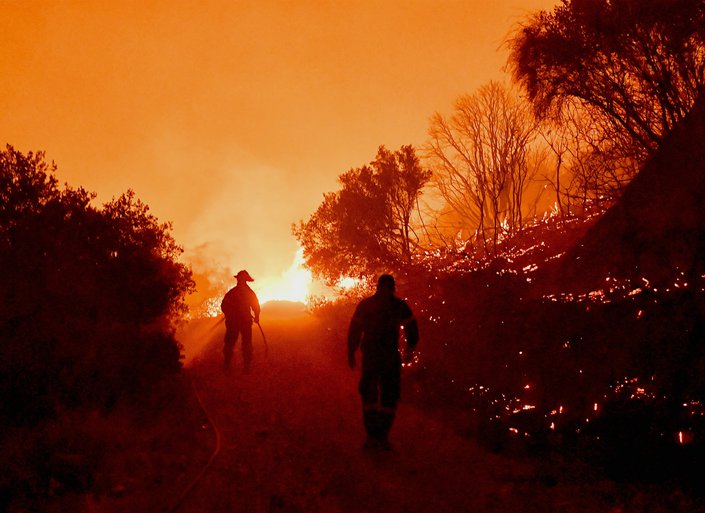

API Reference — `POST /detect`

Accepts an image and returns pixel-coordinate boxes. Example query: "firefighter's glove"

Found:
[254,316,260,324]
[347,351,356,370]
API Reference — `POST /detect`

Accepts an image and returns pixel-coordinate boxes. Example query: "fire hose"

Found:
[255,321,269,357]
[167,318,269,511]
[166,373,221,513]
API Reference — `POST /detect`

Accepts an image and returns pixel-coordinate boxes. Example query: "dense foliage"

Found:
[0,146,194,426]
[509,0,705,165]
[293,145,430,283]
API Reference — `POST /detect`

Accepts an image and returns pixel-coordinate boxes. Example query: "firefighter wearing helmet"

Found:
[347,274,419,450]
[221,270,261,372]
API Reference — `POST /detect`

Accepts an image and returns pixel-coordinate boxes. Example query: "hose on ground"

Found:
[166,372,221,513]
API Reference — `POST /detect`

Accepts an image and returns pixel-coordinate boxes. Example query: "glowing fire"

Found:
[255,247,312,304]
[337,276,360,289]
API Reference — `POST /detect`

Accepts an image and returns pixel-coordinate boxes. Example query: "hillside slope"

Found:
[560,95,705,291]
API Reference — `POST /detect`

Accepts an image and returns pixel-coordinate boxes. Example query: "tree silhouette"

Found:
[426,82,541,253]
[539,103,640,213]
[509,0,705,165]
[293,145,430,283]
[0,145,193,425]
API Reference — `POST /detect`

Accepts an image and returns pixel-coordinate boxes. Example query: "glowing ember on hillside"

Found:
[255,248,312,304]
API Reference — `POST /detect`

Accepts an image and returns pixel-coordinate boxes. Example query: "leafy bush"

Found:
[0,145,194,426]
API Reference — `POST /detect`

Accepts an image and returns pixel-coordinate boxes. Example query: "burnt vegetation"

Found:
[4,0,705,509]
[298,0,705,493]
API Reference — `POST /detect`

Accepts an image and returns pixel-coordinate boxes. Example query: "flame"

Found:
[337,276,361,289]
[255,247,312,304]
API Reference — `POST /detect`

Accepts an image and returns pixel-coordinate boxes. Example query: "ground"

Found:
[169,306,645,513]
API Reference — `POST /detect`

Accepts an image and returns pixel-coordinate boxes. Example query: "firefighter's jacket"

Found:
[221,283,260,324]
[348,292,418,364]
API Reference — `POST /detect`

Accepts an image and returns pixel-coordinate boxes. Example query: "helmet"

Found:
[235,270,254,282]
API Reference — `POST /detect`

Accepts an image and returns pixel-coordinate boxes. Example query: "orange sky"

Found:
[1,0,556,293]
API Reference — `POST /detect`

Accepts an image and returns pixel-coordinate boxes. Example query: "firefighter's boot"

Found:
[223,346,233,372]
[362,407,381,449]
[376,408,396,451]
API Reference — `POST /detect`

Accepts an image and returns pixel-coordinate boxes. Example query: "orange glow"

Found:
[255,248,312,305]
[0,1,556,291]
[337,276,361,289]
[677,430,694,445]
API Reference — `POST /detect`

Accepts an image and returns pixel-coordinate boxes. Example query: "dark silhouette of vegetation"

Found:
[401,264,705,485]
[538,104,641,212]
[311,89,705,493]
[416,93,705,487]
[293,145,430,283]
[0,145,194,426]
[509,0,705,169]
[426,81,543,252]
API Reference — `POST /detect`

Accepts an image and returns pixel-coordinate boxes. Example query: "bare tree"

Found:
[426,81,540,253]
[540,101,641,216]
[539,120,571,218]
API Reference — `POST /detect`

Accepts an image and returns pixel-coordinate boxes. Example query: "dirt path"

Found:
[176,310,614,513]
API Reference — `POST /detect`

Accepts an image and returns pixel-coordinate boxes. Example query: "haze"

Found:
[0,0,556,299]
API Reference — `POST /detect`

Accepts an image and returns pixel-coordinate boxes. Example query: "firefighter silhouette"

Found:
[221,270,261,371]
[348,274,419,450]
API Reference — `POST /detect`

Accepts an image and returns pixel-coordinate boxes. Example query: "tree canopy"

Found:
[509,0,705,163]
[293,145,430,283]
[0,145,194,424]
